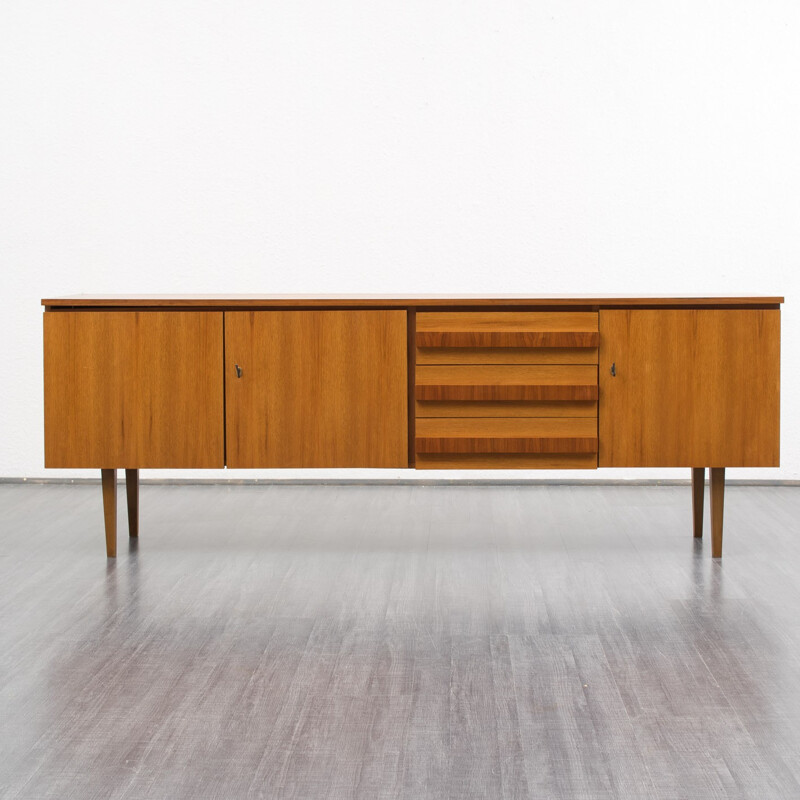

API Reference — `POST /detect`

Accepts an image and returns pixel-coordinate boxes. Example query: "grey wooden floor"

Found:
[1,483,800,799]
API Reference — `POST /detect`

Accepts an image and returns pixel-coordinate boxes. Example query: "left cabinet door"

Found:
[44,311,224,468]
[225,310,408,468]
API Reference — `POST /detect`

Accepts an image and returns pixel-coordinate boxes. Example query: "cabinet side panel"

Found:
[599,309,779,467]
[225,310,408,468]
[44,311,224,468]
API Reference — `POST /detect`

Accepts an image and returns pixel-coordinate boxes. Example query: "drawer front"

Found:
[416,453,598,469]
[416,417,597,454]
[415,417,598,469]
[415,365,598,402]
[416,311,598,364]
[416,400,597,418]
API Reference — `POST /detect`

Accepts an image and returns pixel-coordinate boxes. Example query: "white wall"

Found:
[1,0,797,481]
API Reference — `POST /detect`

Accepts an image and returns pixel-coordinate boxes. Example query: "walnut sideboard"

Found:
[41,295,782,558]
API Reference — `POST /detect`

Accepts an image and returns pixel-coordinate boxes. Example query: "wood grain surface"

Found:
[225,310,408,468]
[126,469,139,539]
[416,416,598,436]
[416,312,598,364]
[692,467,705,539]
[417,310,598,328]
[414,453,598,469]
[42,294,784,308]
[416,365,599,401]
[415,400,598,417]
[416,310,598,350]
[711,467,726,558]
[416,437,598,454]
[44,311,224,468]
[416,384,598,402]
[100,468,116,558]
[599,309,780,467]
[414,314,600,470]
[416,347,599,365]
[416,417,598,455]
[416,330,599,347]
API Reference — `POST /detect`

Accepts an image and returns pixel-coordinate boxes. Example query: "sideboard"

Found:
[41,295,782,558]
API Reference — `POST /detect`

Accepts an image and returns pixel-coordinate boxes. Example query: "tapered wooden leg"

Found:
[710,467,725,558]
[125,469,139,538]
[101,469,117,558]
[692,467,705,538]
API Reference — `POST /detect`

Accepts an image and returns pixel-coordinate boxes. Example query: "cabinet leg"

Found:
[710,467,725,558]
[101,469,117,558]
[125,469,139,538]
[691,467,705,538]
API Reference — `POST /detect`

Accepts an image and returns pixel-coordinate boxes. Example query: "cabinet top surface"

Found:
[42,294,783,309]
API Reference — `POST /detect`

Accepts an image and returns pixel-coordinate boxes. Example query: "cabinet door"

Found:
[599,309,779,467]
[225,311,408,468]
[44,311,224,468]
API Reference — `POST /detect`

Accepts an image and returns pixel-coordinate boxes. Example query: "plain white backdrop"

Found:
[1,1,797,481]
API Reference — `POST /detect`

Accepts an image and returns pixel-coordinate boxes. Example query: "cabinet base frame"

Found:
[97,467,729,558]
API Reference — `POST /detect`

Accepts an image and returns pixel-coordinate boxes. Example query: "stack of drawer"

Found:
[414,311,599,469]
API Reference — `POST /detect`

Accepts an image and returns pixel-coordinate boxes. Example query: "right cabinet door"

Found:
[599,309,780,467]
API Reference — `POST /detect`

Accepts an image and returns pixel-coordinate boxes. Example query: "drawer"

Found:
[415,417,598,469]
[416,311,598,364]
[415,365,598,402]
[415,417,598,454]
[415,453,598,469]
[416,399,597,418]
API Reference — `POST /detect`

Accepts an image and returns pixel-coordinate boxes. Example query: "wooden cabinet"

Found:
[224,310,408,468]
[599,309,780,467]
[44,311,224,468]
[40,295,783,558]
